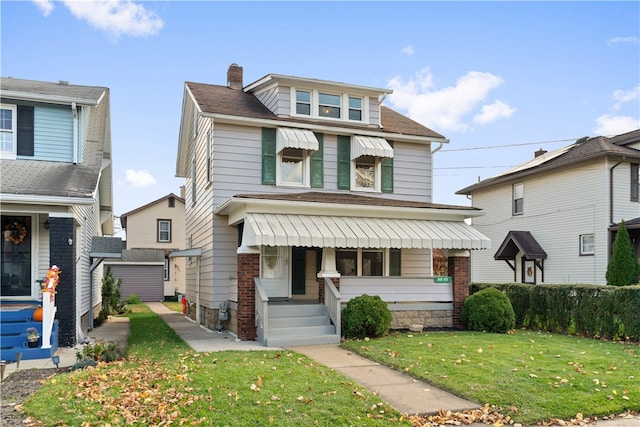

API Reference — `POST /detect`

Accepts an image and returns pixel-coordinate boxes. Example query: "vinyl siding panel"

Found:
[32,105,74,162]
[611,160,640,222]
[470,160,610,284]
[401,248,432,276]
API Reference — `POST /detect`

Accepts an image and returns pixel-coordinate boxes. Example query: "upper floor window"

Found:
[513,183,524,215]
[158,219,171,242]
[337,135,394,193]
[579,234,594,256]
[631,163,639,202]
[0,104,17,158]
[293,89,364,122]
[262,127,324,188]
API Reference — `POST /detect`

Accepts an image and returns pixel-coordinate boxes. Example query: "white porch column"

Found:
[318,247,340,278]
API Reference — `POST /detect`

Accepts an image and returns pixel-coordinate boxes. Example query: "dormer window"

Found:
[319,93,340,118]
[293,89,364,122]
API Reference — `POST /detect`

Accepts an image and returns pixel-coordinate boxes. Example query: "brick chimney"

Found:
[227,63,243,90]
[534,148,547,158]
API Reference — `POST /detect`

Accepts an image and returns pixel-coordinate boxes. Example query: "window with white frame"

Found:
[278,147,308,186]
[163,258,170,281]
[293,89,364,122]
[0,104,17,157]
[354,155,377,189]
[580,234,594,256]
[336,248,399,277]
[513,183,524,215]
[158,219,171,242]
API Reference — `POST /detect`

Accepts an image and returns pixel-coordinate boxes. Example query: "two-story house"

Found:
[174,64,490,347]
[0,77,115,360]
[457,129,640,285]
[111,192,186,301]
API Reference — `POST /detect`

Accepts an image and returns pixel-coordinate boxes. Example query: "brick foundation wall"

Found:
[448,255,470,328]
[49,217,76,347]
[237,253,259,340]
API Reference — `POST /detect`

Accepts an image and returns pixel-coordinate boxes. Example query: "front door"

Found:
[261,246,289,298]
[292,247,306,295]
[1,215,33,297]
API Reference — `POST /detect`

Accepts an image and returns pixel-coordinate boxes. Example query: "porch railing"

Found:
[323,278,341,339]
[254,278,269,345]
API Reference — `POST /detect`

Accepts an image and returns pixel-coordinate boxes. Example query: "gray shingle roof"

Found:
[457,130,640,195]
[185,81,445,140]
[0,77,109,200]
[494,231,547,260]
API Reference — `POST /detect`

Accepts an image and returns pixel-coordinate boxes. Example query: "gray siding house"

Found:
[175,65,490,346]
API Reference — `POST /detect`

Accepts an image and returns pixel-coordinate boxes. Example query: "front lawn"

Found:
[341,330,639,425]
[23,305,409,426]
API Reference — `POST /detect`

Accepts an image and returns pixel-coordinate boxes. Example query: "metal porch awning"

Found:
[241,213,490,250]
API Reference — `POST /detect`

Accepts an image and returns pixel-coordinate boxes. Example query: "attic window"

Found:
[319,93,340,118]
[296,90,311,115]
[292,89,364,122]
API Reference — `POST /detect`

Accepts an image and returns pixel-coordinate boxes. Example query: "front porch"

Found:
[0,301,59,362]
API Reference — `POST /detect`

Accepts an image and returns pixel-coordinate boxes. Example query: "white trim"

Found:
[0,103,17,159]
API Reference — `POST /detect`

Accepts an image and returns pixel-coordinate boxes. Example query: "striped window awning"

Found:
[276,127,319,152]
[352,135,394,159]
[242,213,490,250]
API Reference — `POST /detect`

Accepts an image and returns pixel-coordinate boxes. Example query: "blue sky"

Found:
[2,1,639,236]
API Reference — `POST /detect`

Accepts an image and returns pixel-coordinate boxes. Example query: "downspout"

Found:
[72,102,78,164]
[196,257,201,325]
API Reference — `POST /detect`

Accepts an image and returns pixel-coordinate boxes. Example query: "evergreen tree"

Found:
[606,220,640,286]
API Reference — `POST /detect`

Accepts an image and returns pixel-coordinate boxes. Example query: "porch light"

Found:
[52,354,60,368]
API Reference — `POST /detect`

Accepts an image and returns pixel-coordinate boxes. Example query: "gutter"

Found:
[0,194,95,205]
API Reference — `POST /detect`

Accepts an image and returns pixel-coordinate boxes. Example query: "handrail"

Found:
[254,278,269,345]
[323,278,342,339]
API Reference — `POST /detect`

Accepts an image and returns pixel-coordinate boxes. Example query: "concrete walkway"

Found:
[2,302,638,427]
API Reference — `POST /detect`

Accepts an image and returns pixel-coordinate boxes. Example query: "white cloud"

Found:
[607,36,638,46]
[473,100,517,125]
[401,45,415,56]
[612,86,640,110]
[387,68,514,132]
[593,114,640,136]
[33,0,164,39]
[32,0,54,16]
[124,169,157,188]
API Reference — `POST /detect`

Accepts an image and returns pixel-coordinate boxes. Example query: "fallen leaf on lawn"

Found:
[529,373,538,378]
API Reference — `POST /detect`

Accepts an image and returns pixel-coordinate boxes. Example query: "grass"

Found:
[341,330,640,425]
[162,300,182,312]
[23,305,410,426]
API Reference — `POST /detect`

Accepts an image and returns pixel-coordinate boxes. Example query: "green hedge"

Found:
[470,283,640,341]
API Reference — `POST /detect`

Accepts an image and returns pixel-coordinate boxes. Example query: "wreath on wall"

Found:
[3,221,28,245]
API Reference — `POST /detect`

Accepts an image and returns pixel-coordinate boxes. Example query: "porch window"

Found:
[336,248,391,277]
[362,250,383,276]
[336,250,357,276]
[579,234,594,256]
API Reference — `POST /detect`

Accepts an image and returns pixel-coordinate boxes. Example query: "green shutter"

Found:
[389,248,401,276]
[310,133,324,188]
[17,106,34,156]
[337,135,351,190]
[381,140,394,193]
[262,128,276,185]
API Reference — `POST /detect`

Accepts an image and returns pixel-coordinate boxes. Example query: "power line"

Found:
[439,138,578,152]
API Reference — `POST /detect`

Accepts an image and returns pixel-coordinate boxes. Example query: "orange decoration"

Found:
[33,306,43,322]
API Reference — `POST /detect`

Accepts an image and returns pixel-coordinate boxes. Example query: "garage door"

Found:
[107,264,164,302]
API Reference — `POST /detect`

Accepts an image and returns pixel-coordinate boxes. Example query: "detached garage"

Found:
[105,249,164,302]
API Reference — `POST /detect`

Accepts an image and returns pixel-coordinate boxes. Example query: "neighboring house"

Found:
[112,193,186,300]
[0,77,115,355]
[174,64,490,347]
[457,130,640,285]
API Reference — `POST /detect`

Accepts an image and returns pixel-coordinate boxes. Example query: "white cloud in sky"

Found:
[593,85,640,135]
[124,169,157,188]
[32,0,164,38]
[387,68,514,132]
[607,36,638,46]
[401,45,415,56]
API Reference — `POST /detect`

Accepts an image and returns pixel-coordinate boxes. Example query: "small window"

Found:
[168,197,175,208]
[348,97,362,121]
[158,220,171,242]
[362,250,383,276]
[318,93,340,118]
[336,250,357,276]
[355,156,377,189]
[296,90,311,115]
[580,234,594,256]
[513,183,524,215]
[279,147,306,185]
[0,104,17,157]
[164,258,170,281]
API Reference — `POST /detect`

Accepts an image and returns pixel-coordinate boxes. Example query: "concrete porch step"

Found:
[268,303,327,318]
[269,315,330,328]
[266,333,341,348]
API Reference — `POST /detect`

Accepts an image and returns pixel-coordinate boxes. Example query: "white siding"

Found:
[470,160,611,284]
[611,160,640,223]
[401,248,432,276]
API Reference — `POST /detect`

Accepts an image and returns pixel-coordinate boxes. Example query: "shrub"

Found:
[76,339,123,363]
[606,220,640,286]
[126,294,141,304]
[460,287,515,333]
[342,294,392,339]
